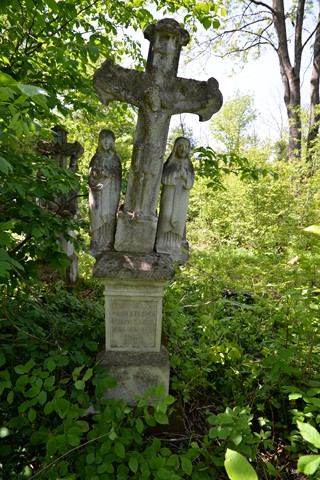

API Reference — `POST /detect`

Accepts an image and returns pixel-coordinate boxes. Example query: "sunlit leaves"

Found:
[297,421,320,449]
[194,145,276,190]
[298,455,320,475]
[304,225,320,236]
[224,449,258,480]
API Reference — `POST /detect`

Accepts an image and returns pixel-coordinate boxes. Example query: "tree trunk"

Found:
[307,18,320,163]
[272,0,303,160]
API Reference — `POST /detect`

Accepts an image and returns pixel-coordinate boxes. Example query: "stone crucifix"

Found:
[93,18,223,253]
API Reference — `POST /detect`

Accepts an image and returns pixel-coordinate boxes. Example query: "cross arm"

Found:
[168,77,223,121]
[93,60,149,108]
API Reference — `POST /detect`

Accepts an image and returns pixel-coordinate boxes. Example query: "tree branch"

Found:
[249,0,276,16]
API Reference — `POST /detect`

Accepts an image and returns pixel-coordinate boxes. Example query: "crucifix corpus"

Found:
[93,18,223,253]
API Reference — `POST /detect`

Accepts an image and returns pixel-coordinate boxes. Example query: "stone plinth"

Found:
[97,348,170,402]
[93,252,174,402]
[103,279,164,353]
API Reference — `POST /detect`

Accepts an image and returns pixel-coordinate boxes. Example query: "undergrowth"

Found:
[1,244,320,478]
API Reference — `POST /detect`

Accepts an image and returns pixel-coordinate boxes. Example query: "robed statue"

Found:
[156,137,194,257]
[89,129,122,257]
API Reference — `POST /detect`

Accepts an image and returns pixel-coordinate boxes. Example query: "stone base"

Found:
[114,212,158,253]
[93,251,175,280]
[97,347,170,403]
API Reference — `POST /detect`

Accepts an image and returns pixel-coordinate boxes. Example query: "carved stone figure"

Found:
[89,129,122,257]
[155,137,194,256]
[93,18,223,252]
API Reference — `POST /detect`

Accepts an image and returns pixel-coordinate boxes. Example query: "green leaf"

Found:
[202,17,211,29]
[0,71,17,85]
[181,456,193,475]
[46,357,56,372]
[46,437,59,456]
[297,421,320,448]
[7,390,14,404]
[25,386,41,398]
[155,467,171,479]
[135,417,144,434]
[289,393,302,400]
[129,455,139,473]
[232,433,243,446]
[25,359,36,371]
[298,455,320,475]
[160,448,171,457]
[224,449,258,480]
[155,383,165,397]
[55,397,70,418]
[304,225,320,235]
[44,401,54,415]
[28,408,36,423]
[86,452,95,465]
[114,440,125,459]
[32,94,48,109]
[44,375,55,389]
[0,248,11,262]
[46,0,58,11]
[38,390,47,405]
[0,261,10,278]
[18,84,48,97]
[82,368,93,382]
[154,411,169,424]
[144,409,156,426]
[109,431,117,441]
[0,231,10,246]
[14,365,27,374]
[165,395,176,406]
[74,380,85,390]
[0,156,13,174]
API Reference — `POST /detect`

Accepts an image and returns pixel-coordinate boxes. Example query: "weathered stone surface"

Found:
[93,18,223,252]
[101,278,167,353]
[97,347,170,403]
[114,213,157,253]
[156,137,194,258]
[98,348,170,367]
[88,129,122,257]
[93,256,173,400]
[93,251,175,280]
[89,17,223,402]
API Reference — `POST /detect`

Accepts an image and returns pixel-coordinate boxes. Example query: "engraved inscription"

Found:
[110,300,157,348]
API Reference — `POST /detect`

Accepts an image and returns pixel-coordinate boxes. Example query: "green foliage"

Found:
[0,0,226,291]
[0,0,144,117]
[224,449,258,480]
[189,156,320,251]
[1,283,219,479]
[209,92,257,155]
[0,71,49,142]
[208,406,264,460]
[193,146,276,190]
[3,2,320,479]
[0,149,81,289]
[283,382,320,475]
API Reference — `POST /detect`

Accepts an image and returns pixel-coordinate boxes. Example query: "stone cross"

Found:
[93,18,223,252]
[36,125,84,282]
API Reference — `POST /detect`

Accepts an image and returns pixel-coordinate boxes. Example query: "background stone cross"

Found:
[93,18,223,252]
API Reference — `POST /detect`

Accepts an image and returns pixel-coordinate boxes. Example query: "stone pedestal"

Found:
[97,348,170,403]
[93,252,174,402]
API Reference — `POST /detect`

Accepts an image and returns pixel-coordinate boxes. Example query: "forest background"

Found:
[2,0,320,479]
